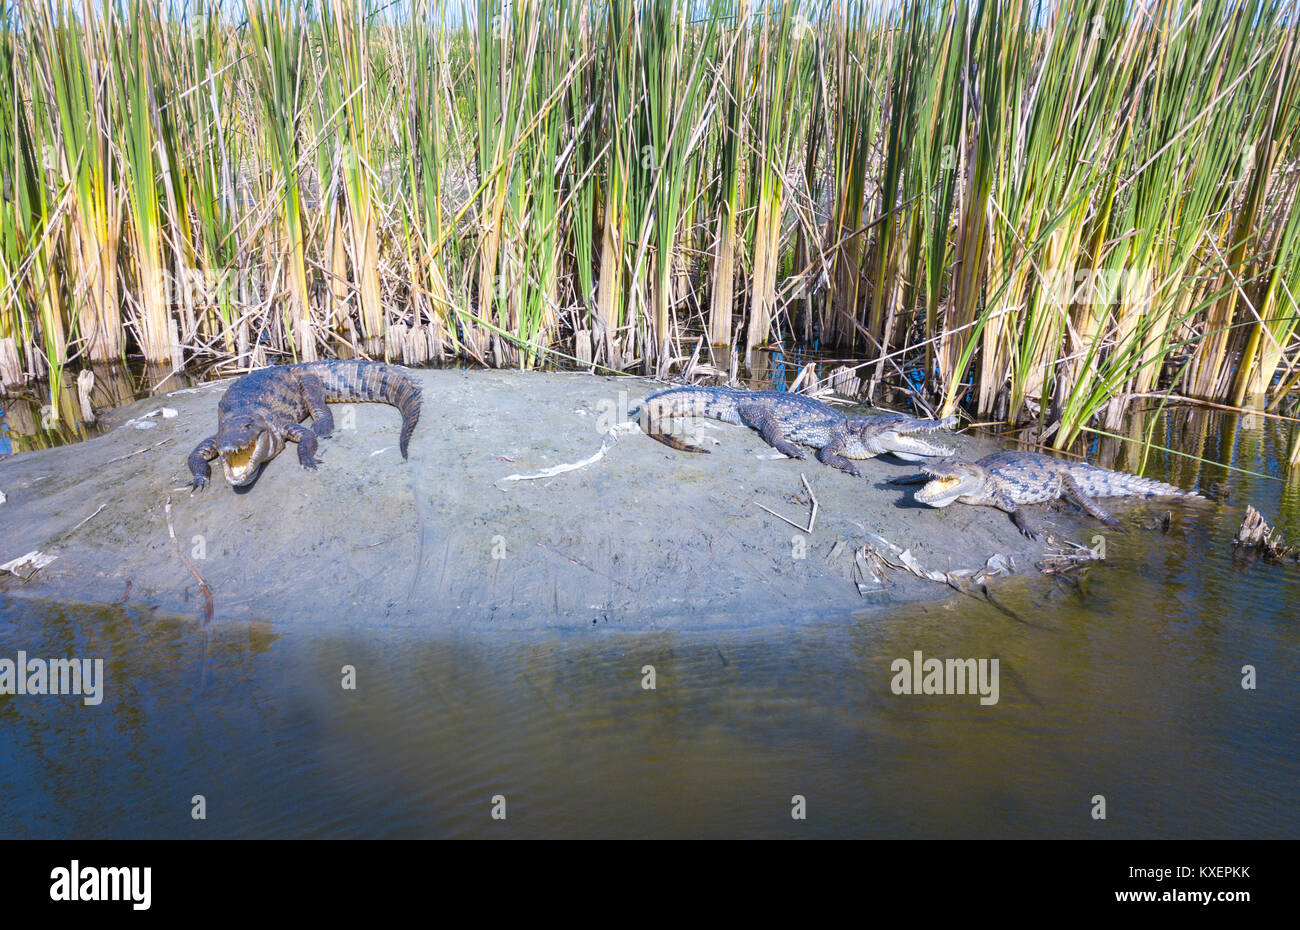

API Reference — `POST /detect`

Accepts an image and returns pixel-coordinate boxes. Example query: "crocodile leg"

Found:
[298,373,335,438]
[282,422,323,469]
[815,437,862,477]
[737,404,806,460]
[187,436,219,491]
[1001,496,1040,541]
[1062,477,1120,527]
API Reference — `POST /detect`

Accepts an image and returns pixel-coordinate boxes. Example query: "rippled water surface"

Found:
[1,405,1298,838]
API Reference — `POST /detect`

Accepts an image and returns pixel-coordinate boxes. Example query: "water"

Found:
[0,363,186,456]
[1,405,1298,838]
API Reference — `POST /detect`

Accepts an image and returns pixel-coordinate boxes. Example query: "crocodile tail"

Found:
[1070,463,1200,500]
[304,360,423,459]
[395,379,422,459]
[638,392,710,454]
[382,368,422,459]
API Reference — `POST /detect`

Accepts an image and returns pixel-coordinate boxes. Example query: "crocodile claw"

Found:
[188,475,209,493]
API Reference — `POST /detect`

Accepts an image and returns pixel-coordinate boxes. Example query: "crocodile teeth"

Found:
[221,444,257,482]
[916,475,964,506]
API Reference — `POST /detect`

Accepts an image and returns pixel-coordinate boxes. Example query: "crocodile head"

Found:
[913,458,988,507]
[216,417,279,487]
[853,415,956,461]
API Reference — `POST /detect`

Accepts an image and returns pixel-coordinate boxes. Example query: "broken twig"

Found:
[754,473,819,534]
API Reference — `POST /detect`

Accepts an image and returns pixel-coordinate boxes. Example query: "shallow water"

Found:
[1,404,1298,838]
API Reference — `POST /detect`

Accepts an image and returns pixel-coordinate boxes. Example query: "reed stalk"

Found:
[0,0,1295,466]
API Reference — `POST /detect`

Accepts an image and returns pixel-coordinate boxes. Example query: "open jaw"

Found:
[915,475,965,507]
[880,432,954,461]
[220,441,262,486]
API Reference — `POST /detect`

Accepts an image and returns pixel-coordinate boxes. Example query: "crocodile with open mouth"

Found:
[186,360,422,491]
[635,385,956,477]
[897,450,1202,539]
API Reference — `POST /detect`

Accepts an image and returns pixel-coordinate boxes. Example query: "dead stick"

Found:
[1124,392,1300,424]
[106,437,173,465]
[754,502,806,531]
[536,542,636,590]
[67,503,106,535]
[164,496,214,623]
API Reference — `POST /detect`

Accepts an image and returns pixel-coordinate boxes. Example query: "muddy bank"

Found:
[1,369,1097,631]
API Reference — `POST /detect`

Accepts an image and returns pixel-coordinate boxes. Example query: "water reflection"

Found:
[0,364,187,455]
[1,542,1295,839]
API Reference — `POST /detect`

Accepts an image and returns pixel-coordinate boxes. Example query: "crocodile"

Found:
[897,450,1202,539]
[186,360,422,491]
[635,386,956,476]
